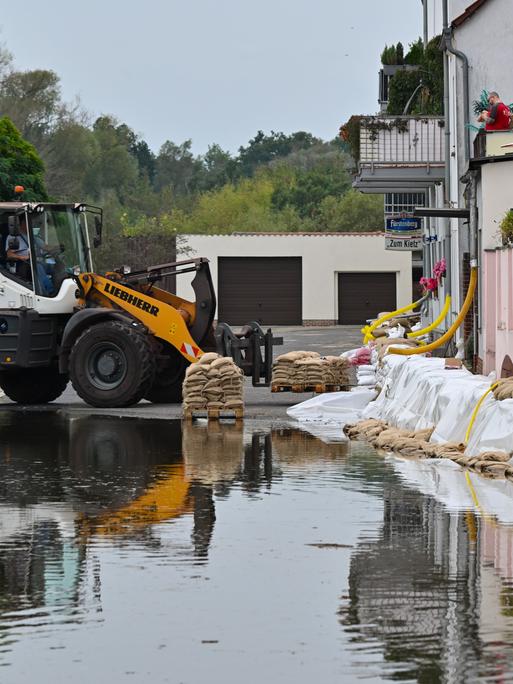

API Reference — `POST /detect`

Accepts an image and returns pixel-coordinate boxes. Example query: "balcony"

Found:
[472,130,513,162]
[352,116,446,193]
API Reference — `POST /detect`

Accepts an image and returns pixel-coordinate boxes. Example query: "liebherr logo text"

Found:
[104,282,159,316]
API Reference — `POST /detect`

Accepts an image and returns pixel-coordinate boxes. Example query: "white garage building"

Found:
[177,233,413,326]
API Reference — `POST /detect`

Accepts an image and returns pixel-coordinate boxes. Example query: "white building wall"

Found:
[480,163,513,249]
[178,234,412,323]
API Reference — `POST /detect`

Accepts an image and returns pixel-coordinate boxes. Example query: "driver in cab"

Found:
[6,215,55,295]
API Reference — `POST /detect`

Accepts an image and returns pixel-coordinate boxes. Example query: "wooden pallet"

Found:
[183,407,244,421]
[271,383,349,394]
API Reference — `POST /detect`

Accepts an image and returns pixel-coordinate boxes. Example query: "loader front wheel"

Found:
[0,366,68,404]
[69,320,156,408]
[145,346,189,404]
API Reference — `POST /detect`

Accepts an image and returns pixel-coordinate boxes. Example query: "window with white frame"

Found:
[384,192,426,216]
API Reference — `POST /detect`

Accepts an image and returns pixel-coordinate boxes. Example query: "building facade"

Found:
[177,233,412,327]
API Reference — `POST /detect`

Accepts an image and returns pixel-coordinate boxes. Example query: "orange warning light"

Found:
[14,185,25,194]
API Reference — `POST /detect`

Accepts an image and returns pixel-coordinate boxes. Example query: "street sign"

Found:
[385,236,424,250]
[385,216,422,234]
[385,215,422,251]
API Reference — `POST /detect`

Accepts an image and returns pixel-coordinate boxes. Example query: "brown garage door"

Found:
[338,272,397,325]
[218,257,302,325]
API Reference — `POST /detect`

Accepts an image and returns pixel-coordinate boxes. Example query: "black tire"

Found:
[145,345,189,404]
[0,366,68,404]
[69,320,156,408]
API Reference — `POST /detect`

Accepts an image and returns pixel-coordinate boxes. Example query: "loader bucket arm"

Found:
[109,258,216,348]
[188,260,216,347]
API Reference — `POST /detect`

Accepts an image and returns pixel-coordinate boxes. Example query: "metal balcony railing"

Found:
[359,116,445,166]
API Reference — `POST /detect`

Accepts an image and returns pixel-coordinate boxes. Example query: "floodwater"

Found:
[1,415,513,683]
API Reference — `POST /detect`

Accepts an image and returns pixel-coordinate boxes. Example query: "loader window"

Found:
[30,208,90,297]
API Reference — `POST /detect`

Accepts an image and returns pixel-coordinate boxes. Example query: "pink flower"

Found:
[433,258,446,280]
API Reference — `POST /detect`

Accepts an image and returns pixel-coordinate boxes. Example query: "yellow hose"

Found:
[388,267,477,356]
[361,295,427,343]
[407,295,451,338]
[464,382,499,444]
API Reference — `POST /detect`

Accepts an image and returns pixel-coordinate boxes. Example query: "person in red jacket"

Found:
[478,91,512,130]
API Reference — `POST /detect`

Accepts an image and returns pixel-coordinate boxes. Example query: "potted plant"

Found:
[500,209,513,246]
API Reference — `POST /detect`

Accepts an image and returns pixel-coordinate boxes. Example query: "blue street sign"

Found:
[385,216,422,234]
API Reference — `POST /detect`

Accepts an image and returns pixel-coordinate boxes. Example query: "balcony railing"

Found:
[359,116,445,166]
[473,129,513,160]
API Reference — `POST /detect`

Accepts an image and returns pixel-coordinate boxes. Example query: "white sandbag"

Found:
[466,398,513,457]
[357,376,376,386]
[287,387,376,425]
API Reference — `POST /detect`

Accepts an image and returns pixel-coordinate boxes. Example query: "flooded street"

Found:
[1,414,513,682]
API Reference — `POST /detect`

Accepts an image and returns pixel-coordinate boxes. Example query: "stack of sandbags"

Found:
[325,356,352,386]
[295,358,325,386]
[182,352,244,412]
[271,351,320,386]
[272,352,351,387]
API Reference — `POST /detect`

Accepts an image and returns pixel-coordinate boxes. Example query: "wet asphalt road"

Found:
[0,326,363,420]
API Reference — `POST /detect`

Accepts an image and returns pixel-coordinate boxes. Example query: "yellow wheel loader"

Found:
[0,202,281,407]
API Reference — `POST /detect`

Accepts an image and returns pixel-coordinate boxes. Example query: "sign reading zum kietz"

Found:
[385,216,422,251]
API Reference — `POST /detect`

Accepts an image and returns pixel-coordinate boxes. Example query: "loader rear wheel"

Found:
[69,320,156,408]
[145,346,189,404]
[0,366,68,404]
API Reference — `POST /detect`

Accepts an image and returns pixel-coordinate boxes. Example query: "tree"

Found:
[83,116,139,202]
[154,139,201,195]
[0,69,62,147]
[312,191,384,232]
[44,121,96,200]
[270,148,352,219]
[237,130,319,177]
[0,117,48,201]
[196,144,235,191]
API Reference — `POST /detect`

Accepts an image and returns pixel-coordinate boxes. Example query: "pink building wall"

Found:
[482,249,513,376]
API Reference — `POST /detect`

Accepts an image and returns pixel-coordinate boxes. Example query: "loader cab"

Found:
[0,203,95,297]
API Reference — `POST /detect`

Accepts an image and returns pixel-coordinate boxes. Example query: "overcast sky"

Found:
[1,0,422,154]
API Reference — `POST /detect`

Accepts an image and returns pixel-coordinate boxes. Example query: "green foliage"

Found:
[387,35,443,115]
[0,116,48,201]
[500,210,513,246]
[396,42,404,65]
[0,69,62,147]
[405,38,424,65]
[271,157,351,219]
[387,70,422,115]
[339,115,362,165]
[313,191,384,232]
[237,130,319,177]
[381,45,397,65]
[0,40,384,246]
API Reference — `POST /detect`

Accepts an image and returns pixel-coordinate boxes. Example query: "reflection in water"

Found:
[2,415,513,681]
[340,448,513,682]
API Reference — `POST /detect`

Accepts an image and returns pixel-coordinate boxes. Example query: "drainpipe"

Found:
[441,0,470,165]
[441,0,452,297]
[441,0,472,302]
[423,0,428,48]
[462,169,479,360]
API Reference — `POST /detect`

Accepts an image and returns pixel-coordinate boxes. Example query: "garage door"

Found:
[218,257,302,325]
[338,272,396,325]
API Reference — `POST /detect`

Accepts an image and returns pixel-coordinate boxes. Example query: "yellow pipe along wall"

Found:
[407,295,451,339]
[362,295,428,344]
[388,267,477,356]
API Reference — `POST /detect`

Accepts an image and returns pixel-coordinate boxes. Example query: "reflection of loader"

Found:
[0,202,281,407]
